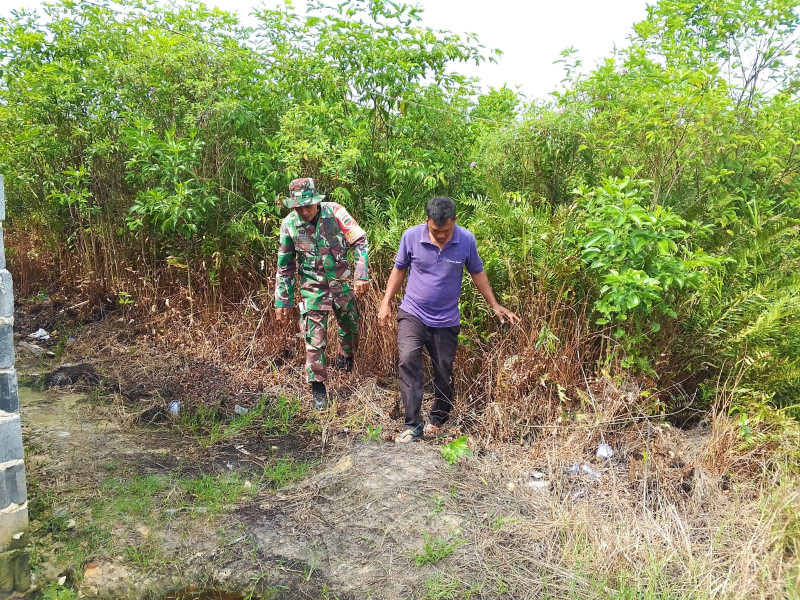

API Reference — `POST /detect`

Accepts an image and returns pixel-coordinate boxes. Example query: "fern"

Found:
[690,212,800,410]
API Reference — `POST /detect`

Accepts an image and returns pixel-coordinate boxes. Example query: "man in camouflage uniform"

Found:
[275,178,370,409]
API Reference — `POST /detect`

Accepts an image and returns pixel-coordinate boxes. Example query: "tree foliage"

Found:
[1,0,799,414]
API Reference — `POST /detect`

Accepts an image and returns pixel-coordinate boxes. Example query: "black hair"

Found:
[426,196,456,226]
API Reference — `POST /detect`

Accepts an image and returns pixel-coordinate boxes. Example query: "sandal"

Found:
[424,422,446,437]
[395,429,423,444]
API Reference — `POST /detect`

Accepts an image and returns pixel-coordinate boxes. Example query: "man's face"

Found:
[427,217,456,246]
[296,204,319,222]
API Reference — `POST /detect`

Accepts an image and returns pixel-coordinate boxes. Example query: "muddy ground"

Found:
[11,299,792,600]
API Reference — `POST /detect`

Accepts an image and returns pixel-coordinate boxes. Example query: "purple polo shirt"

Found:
[394,223,484,327]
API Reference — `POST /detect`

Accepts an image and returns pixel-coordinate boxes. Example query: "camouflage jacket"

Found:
[275,202,369,311]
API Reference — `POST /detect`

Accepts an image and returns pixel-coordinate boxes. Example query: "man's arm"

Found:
[332,203,370,299]
[378,267,408,327]
[350,234,370,299]
[470,271,520,324]
[275,221,296,322]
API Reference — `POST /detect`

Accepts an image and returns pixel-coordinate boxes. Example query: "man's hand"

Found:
[355,280,370,299]
[492,304,520,325]
[275,307,290,323]
[378,302,393,328]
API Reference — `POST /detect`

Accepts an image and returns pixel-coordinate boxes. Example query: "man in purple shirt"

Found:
[378,197,519,443]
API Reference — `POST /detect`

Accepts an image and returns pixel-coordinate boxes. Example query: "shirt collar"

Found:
[420,223,460,248]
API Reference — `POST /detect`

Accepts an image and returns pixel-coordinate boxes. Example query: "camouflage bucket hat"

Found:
[283,177,325,208]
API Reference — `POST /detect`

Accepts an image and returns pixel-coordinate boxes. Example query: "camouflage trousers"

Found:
[300,299,359,383]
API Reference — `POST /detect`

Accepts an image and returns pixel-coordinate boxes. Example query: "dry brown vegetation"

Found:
[13,261,800,598]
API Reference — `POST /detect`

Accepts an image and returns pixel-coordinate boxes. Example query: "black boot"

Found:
[333,355,354,373]
[311,381,328,410]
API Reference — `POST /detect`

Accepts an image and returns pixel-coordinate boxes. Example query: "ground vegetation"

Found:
[2,0,800,597]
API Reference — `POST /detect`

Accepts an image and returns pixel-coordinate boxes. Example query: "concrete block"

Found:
[0,322,12,370]
[0,226,4,270]
[0,462,26,509]
[0,415,22,463]
[0,506,27,550]
[0,548,30,593]
[15,548,29,592]
[0,174,4,222]
[0,270,12,319]
[3,531,26,551]
[0,369,17,413]
[0,550,13,593]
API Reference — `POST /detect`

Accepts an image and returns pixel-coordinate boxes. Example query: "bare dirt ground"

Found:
[13,299,799,600]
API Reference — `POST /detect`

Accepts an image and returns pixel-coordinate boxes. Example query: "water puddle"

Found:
[163,589,258,600]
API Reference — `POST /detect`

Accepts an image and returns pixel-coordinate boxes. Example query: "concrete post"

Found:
[0,174,30,593]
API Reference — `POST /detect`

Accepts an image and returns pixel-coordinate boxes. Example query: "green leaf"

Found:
[584,232,608,248]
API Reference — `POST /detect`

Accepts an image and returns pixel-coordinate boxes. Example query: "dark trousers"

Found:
[397,309,460,433]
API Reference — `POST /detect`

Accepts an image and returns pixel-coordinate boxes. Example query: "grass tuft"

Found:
[414,534,466,566]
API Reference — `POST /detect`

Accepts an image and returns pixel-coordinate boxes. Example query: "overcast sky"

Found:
[0,0,652,100]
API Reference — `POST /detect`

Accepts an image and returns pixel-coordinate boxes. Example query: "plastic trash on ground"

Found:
[28,328,50,340]
[596,443,614,459]
[564,462,602,479]
[580,464,602,479]
[526,480,550,491]
[168,401,181,415]
[233,405,249,415]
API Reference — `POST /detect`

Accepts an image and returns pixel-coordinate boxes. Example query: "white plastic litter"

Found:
[564,462,602,479]
[580,464,602,479]
[233,405,249,415]
[526,480,550,491]
[596,443,614,459]
[168,401,181,415]
[28,328,50,340]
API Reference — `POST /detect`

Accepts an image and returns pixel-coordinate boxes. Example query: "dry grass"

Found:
[239,410,799,599]
[12,252,800,598]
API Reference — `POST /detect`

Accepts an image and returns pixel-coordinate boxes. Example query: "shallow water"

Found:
[163,589,257,600]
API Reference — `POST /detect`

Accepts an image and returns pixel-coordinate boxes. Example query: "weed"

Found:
[180,403,226,439]
[423,574,459,599]
[432,495,445,515]
[21,371,48,391]
[262,395,300,434]
[123,538,163,572]
[100,474,169,518]
[422,574,482,600]
[258,584,291,600]
[489,514,517,531]
[39,582,78,600]
[440,436,473,465]
[211,395,269,442]
[260,586,291,600]
[262,457,316,489]
[414,534,466,566]
[86,379,107,402]
[361,424,383,442]
[493,572,509,595]
[178,394,298,446]
[181,472,255,514]
[51,325,71,361]
[117,290,134,306]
